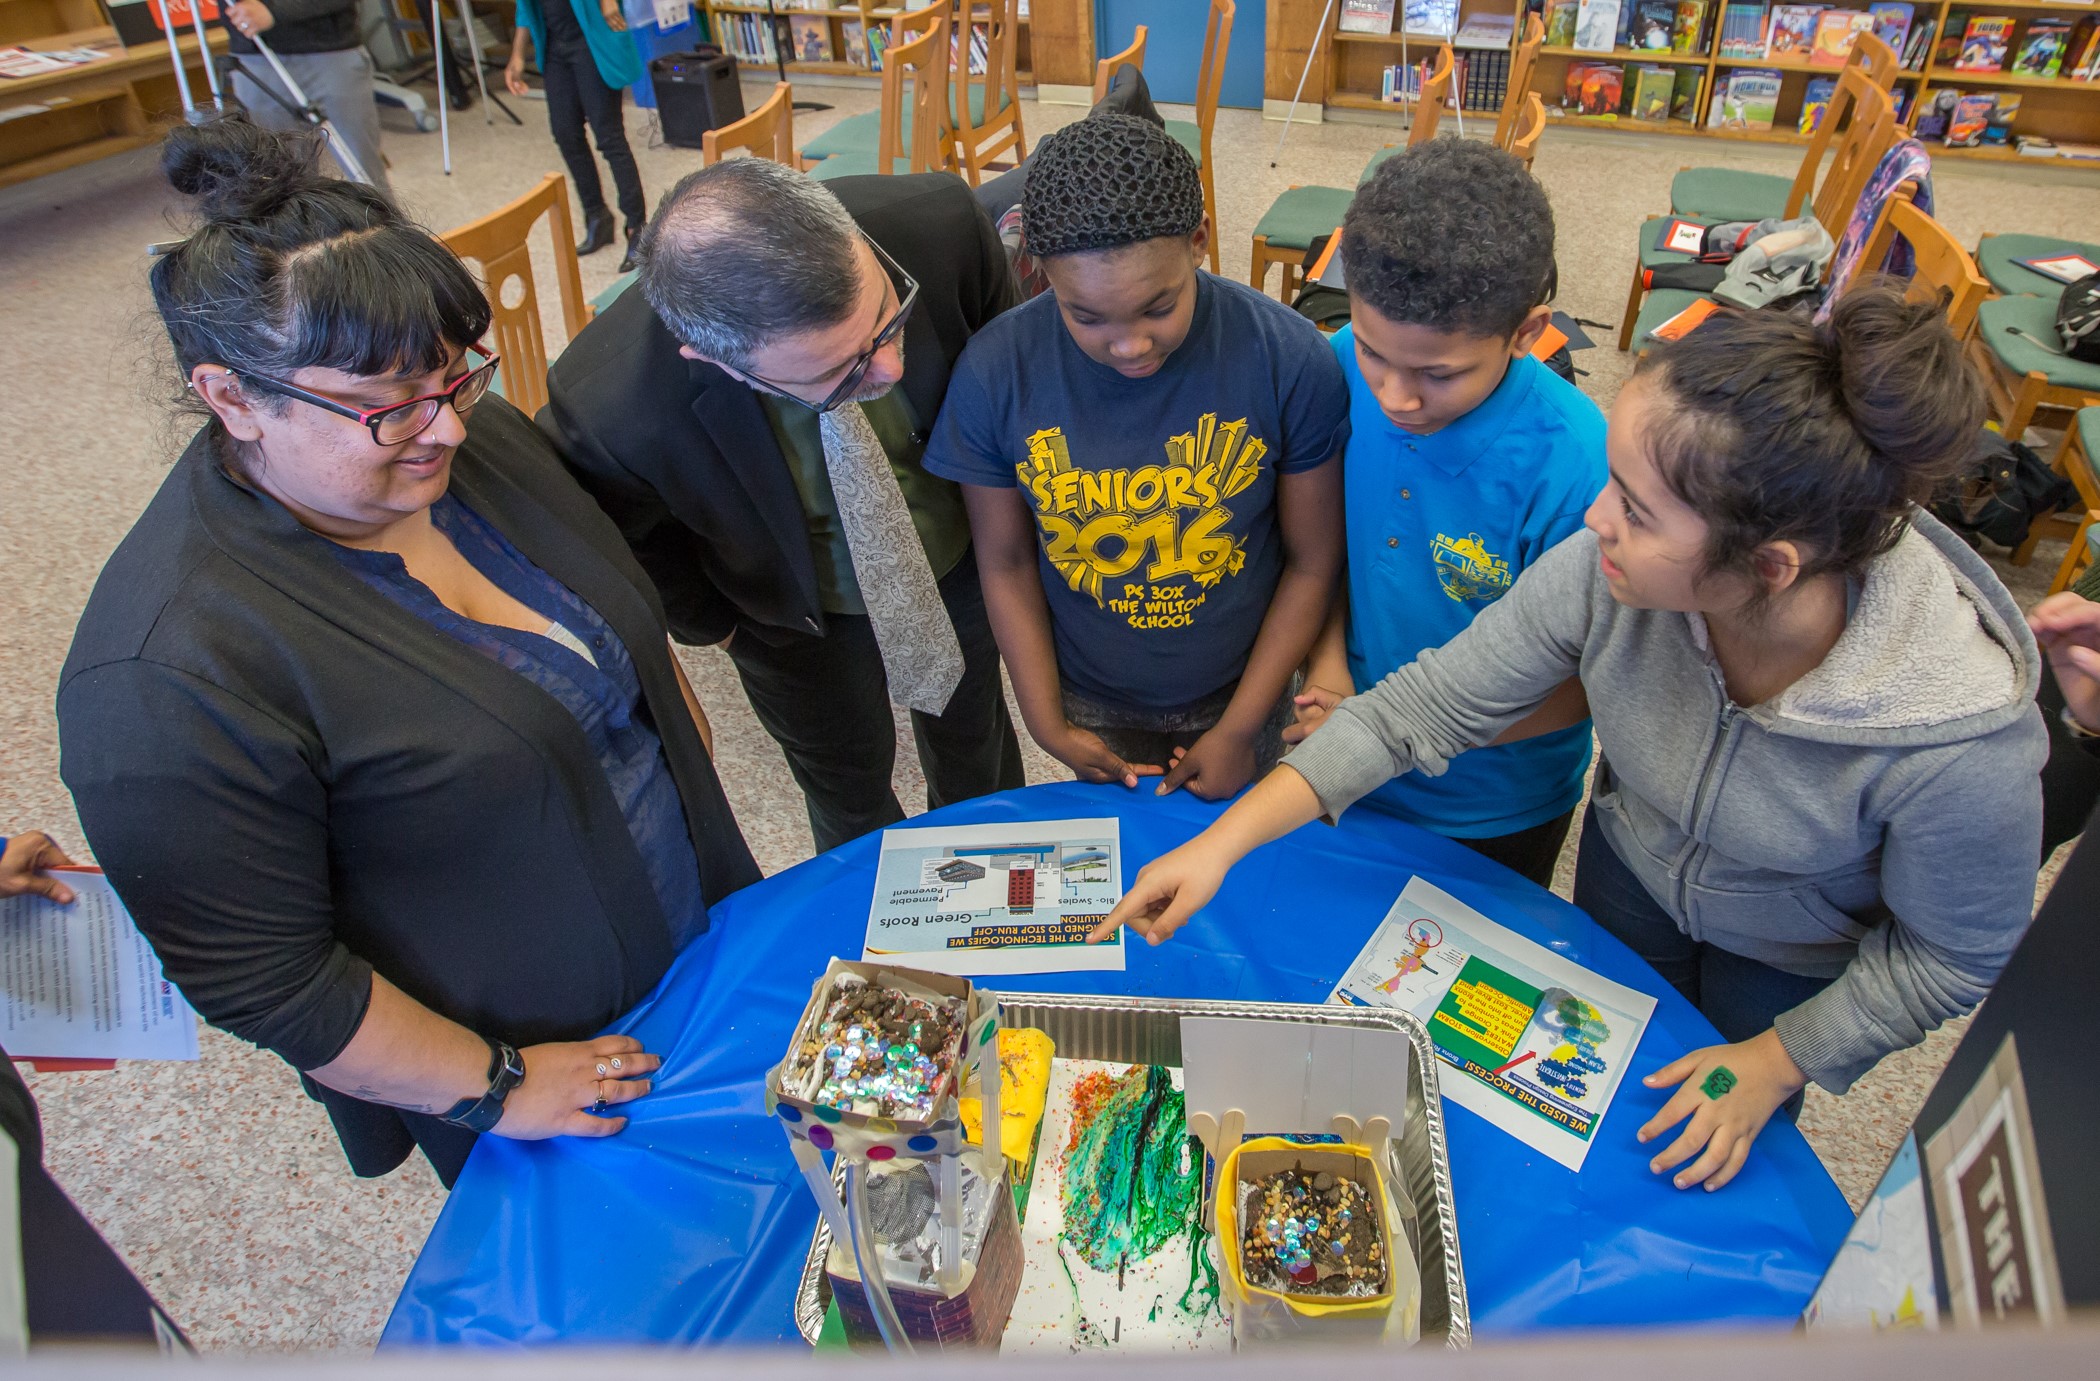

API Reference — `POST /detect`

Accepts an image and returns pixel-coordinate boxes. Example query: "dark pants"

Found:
[1453,808,1576,890]
[726,557,1025,854]
[1571,804,1833,1119]
[540,42,645,229]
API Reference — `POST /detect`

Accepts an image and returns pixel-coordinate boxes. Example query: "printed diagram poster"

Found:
[1804,1132,1940,1331]
[1331,876,1654,1170]
[864,819,1124,976]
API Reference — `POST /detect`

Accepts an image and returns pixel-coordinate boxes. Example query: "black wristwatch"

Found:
[439,1038,526,1132]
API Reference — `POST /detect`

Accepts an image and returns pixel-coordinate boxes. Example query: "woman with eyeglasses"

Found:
[56,117,760,1187]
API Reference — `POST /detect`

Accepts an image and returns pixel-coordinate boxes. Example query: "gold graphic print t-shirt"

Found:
[925,275,1349,712]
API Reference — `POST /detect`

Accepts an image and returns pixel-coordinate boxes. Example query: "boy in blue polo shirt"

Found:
[1291,140,1607,887]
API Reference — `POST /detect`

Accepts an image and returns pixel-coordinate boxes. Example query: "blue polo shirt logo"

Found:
[1432,532,1514,604]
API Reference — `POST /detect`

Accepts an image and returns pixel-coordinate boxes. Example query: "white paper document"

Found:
[1331,876,1654,1171]
[1,870,198,1061]
[863,818,1125,976]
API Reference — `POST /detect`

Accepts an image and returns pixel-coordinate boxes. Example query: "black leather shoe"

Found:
[578,207,615,257]
[617,224,642,274]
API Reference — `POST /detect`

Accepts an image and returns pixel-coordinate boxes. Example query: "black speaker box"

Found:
[651,50,745,150]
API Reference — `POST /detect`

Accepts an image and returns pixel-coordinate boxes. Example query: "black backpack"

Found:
[2055,272,2100,364]
[1931,428,2077,550]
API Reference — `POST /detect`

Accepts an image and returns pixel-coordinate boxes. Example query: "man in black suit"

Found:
[543,164,1025,852]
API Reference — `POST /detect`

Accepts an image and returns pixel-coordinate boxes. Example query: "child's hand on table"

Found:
[1044,721,1164,790]
[1283,685,1345,745]
[1637,1028,1807,1191]
[1087,836,1232,946]
[1157,726,1257,800]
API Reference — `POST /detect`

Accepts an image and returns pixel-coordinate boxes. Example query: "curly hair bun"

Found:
[1820,282,1983,498]
[162,115,329,226]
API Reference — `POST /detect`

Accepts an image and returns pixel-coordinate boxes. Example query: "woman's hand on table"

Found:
[1282,685,1345,746]
[1088,837,1232,946]
[494,1035,661,1140]
[0,831,77,905]
[1043,720,1164,790]
[1637,1028,1806,1191]
[1157,725,1257,800]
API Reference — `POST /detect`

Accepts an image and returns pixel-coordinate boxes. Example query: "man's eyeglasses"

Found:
[742,238,919,414]
[202,346,502,446]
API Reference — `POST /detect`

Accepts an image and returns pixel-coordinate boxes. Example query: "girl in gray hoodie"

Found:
[1091,286,2046,1193]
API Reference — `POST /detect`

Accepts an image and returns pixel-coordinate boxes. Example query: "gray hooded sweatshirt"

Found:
[1287,511,2045,1094]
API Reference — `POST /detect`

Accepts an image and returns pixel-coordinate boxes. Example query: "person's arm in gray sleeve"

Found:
[1287,528,1603,817]
[1772,717,2048,1092]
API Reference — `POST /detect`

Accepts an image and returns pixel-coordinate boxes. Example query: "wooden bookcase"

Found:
[1312,0,2100,166]
[700,0,1033,84]
[0,0,223,190]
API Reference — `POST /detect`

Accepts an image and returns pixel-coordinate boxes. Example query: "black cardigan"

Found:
[57,398,760,1179]
[542,173,1018,647]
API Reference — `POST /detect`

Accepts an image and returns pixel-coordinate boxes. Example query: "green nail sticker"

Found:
[1701,1066,1738,1100]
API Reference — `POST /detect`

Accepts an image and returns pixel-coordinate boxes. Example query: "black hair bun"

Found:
[162,115,327,225]
[1821,281,1983,497]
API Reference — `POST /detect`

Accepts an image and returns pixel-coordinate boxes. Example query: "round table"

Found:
[381,783,1852,1346]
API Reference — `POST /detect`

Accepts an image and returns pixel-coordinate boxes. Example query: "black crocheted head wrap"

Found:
[1022,112,1205,259]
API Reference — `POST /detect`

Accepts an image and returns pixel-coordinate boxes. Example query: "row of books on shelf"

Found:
[721,14,993,72]
[1376,47,1523,108]
[1564,53,2097,143]
[1539,0,2098,79]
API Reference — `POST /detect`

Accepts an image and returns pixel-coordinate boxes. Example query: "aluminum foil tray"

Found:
[793,991,1469,1348]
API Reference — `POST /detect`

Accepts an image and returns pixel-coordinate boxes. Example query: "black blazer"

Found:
[57,399,760,1179]
[541,173,1018,647]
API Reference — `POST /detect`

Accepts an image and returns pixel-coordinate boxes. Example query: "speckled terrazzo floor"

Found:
[1,71,2094,1351]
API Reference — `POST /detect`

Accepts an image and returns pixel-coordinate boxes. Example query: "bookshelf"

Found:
[1313,0,2100,166]
[1326,1,1537,114]
[702,0,1035,85]
[0,0,224,190]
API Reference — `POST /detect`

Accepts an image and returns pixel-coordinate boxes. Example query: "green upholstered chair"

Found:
[1974,233,2100,300]
[949,0,1027,185]
[1968,296,2100,528]
[1250,185,1355,300]
[589,270,637,316]
[811,153,918,179]
[1666,32,1898,220]
[2047,405,2100,595]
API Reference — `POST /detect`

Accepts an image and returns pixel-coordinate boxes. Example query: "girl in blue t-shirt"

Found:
[923,114,1350,801]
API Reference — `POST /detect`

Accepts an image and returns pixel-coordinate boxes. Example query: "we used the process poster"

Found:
[1331,876,1654,1170]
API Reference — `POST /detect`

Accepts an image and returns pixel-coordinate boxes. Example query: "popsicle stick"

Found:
[789,1135,852,1247]
[936,1148,964,1295]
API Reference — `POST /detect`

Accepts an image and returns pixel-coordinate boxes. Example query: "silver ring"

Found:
[610,1056,623,1072]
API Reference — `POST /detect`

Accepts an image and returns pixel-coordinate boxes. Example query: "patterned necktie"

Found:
[817,401,965,716]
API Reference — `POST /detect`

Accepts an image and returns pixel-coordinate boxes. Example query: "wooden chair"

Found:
[703,81,794,166]
[1509,92,1546,170]
[1408,44,1455,147]
[949,0,1027,185]
[2046,404,2100,595]
[1092,24,1148,103]
[1668,33,1900,224]
[1621,75,1895,351]
[1161,0,1233,273]
[812,12,952,180]
[1493,13,1544,153]
[438,172,590,420]
[799,4,956,171]
[1849,191,1989,337]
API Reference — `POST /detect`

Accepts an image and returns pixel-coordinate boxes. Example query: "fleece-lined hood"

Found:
[1736,509,2038,746]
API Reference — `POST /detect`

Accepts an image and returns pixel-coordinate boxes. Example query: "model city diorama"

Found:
[768,960,1432,1352]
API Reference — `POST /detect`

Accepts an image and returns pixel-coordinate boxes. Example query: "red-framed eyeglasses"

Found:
[201,345,502,446]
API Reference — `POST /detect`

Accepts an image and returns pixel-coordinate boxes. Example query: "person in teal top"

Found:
[507,0,647,270]
[1293,141,1607,887]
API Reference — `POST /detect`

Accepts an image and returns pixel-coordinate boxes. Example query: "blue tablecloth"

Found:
[382,783,1852,1346]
